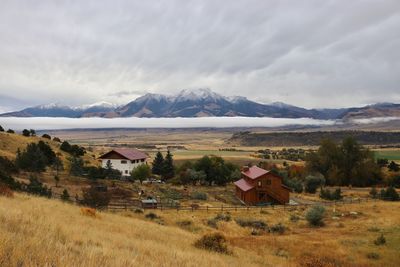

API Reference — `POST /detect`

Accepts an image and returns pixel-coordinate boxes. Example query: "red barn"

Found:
[234,166,290,205]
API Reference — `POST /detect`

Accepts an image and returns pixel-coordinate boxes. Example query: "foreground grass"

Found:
[1,194,400,267]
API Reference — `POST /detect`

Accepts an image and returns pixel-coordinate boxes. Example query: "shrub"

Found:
[214,213,231,222]
[0,171,21,190]
[26,176,52,197]
[320,188,342,200]
[207,218,218,229]
[194,233,230,254]
[61,189,70,201]
[80,207,97,217]
[6,129,15,134]
[42,134,51,139]
[176,220,193,227]
[134,208,144,213]
[388,161,399,172]
[53,137,61,142]
[0,183,14,197]
[381,186,399,201]
[374,234,386,246]
[306,205,325,226]
[290,214,300,222]
[191,191,207,200]
[235,218,268,231]
[270,223,286,234]
[22,129,30,137]
[145,212,159,220]
[305,175,325,194]
[284,178,303,193]
[81,184,111,209]
[0,125,3,132]
[366,252,380,260]
[369,187,378,198]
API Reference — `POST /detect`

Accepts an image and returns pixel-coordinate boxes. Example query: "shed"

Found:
[141,199,158,209]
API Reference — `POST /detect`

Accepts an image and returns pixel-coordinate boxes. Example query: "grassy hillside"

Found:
[1,193,400,267]
[0,131,97,164]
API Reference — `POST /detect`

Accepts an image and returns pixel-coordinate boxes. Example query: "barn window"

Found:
[266,179,271,185]
[121,160,127,164]
[258,181,262,187]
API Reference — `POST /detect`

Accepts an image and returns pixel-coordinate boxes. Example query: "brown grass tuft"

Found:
[80,207,97,217]
[0,183,13,198]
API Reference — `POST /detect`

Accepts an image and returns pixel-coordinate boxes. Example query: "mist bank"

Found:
[0,116,337,130]
[0,116,398,131]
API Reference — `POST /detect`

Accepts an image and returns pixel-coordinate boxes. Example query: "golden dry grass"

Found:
[1,193,400,267]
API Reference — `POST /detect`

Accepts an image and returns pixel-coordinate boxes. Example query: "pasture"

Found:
[1,193,399,267]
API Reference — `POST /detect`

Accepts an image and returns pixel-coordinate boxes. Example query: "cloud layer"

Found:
[0,0,399,111]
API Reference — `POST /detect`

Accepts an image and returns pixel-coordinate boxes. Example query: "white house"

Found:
[99,148,148,176]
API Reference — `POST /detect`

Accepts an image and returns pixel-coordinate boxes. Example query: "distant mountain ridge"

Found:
[1,88,399,120]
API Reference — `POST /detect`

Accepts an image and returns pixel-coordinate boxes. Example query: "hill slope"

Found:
[0,194,258,267]
[1,193,400,267]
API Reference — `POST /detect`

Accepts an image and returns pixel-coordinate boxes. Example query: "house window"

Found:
[121,160,127,164]
[125,170,128,174]
[141,159,145,162]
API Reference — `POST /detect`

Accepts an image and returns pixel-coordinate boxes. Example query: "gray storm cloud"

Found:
[0,0,399,111]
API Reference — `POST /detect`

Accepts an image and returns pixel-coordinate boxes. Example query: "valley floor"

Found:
[1,193,399,267]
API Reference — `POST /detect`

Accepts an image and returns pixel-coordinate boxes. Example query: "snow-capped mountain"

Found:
[1,88,399,119]
[0,101,119,118]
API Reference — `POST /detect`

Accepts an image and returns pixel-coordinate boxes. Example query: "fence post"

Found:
[207,206,209,212]
[247,206,249,212]
[235,206,237,211]
[221,205,223,212]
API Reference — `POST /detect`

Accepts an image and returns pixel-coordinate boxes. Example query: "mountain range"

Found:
[1,88,400,120]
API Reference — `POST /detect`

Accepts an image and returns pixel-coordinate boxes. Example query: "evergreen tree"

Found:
[29,129,36,136]
[7,129,15,134]
[152,151,164,175]
[22,129,30,137]
[162,150,174,179]
[68,156,84,176]
[15,143,47,172]
[54,175,60,187]
[42,133,51,139]
[52,154,63,175]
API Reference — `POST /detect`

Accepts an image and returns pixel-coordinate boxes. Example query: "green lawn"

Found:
[374,150,400,161]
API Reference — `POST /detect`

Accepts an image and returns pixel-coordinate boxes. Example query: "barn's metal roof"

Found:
[241,166,269,179]
[234,178,254,192]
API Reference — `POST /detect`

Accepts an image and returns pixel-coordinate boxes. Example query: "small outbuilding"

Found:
[234,166,291,205]
[141,199,158,209]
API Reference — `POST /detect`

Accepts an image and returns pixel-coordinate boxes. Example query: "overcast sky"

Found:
[0,0,399,112]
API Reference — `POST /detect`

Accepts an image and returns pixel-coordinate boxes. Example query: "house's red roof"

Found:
[99,148,148,161]
[234,179,254,192]
[242,166,269,179]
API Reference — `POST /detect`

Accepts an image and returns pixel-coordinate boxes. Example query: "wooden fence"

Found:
[49,191,391,212]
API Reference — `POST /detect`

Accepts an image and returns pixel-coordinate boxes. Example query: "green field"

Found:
[374,150,400,161]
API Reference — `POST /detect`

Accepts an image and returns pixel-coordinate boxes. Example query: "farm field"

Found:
[1,193,400,267]
[373,149,400,162]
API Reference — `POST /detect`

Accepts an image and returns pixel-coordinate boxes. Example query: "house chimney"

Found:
[242,166,249,172]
